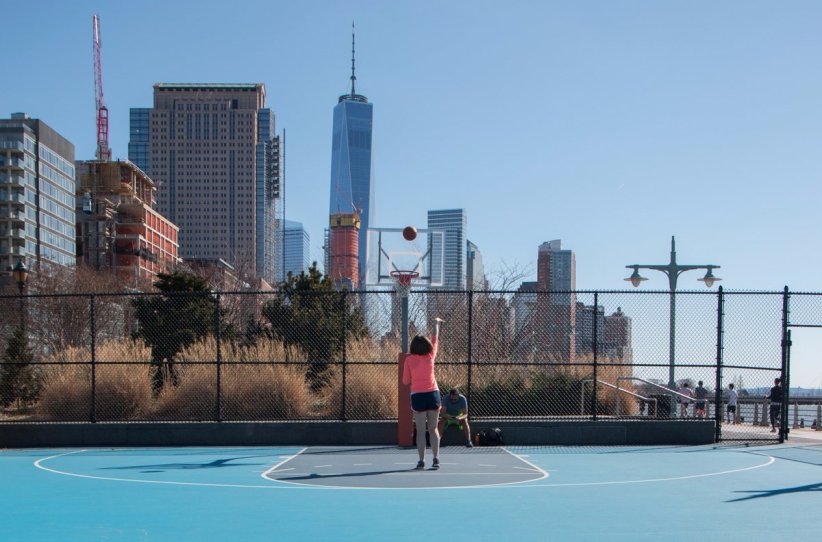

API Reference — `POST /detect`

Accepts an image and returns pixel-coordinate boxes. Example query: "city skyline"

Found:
[3,1,820,295]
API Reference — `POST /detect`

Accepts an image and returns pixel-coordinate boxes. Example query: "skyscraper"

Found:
[537,240,576,298]
[328,29,374,288]
[535,240,577,362]
[466,240,487,290]
[574,301,604,356]
[276,219,310,283]
[128,84,281,284]
[0,113,76,271]
[604,307,633,364]
[427,208,467,290]
[513,281,538,359]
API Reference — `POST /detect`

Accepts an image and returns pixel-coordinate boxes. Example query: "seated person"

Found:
[438,388,473,448]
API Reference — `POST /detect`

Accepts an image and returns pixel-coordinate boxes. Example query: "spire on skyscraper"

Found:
[350,22,357,97]
[340,23,367,104]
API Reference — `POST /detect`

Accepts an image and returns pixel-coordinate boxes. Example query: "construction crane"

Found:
[93,15,111,161]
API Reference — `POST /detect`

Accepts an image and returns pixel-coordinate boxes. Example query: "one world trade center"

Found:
[328,27,374,289]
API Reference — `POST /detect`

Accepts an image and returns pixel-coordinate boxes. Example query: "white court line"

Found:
[32,448,777,491]
[503,448,550,482]
[260,448,307,481]
[266,472,543,477]
[385,472,539,476]
[265,468,295,474]
[520,456,776,488]
[268,447,552,489]
[34,450,318,490]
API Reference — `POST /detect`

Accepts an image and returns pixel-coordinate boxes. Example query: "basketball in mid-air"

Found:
[402,226,417,241]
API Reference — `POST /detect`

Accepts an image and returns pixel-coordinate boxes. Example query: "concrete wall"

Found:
[0,420,715,448]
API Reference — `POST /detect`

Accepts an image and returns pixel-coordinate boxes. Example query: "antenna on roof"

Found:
[350,22,357,97]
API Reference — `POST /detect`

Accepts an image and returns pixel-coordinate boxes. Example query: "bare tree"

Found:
[486,260,534,291]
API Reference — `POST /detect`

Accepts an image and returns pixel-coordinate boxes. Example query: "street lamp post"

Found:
[12,259,29,332]
[625,237,720,398]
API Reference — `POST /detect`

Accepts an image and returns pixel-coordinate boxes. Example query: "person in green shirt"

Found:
[438,388,473,448]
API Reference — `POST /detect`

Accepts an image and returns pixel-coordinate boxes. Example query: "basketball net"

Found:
[390,270,419,298]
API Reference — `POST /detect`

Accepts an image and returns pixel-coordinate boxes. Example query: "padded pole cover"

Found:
[398,353,413,446]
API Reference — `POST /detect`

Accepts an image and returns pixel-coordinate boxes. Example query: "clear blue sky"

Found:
[3,1,821,385]
[4,0,820,290]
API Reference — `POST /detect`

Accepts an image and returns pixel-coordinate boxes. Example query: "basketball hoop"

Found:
[390,270,419,297]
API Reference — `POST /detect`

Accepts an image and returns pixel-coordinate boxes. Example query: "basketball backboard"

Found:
[365,227,445,287]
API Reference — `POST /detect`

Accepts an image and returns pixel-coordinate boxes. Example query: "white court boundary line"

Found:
[260,448,307,481]
[260,447,548,489]
[33,447,775,491]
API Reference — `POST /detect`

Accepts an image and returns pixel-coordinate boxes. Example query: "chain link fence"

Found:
[1,287,819,442]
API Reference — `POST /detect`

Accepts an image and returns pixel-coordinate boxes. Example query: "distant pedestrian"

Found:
[694,381,708,418]
[726,383,738,424]
[678,382,694,417]
[767,377,783,433]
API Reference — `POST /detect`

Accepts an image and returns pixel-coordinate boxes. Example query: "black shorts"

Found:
[696,401,706,410]
[411,390,441,412]
[727,405,736,413]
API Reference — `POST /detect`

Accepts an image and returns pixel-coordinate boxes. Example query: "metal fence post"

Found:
[467,291,473,416]
[90,294,97,423]
[591,292,599,421]
[215,292,222,422]
[780,286,790,442]
[714,286,724,442]
[341,290,348,422]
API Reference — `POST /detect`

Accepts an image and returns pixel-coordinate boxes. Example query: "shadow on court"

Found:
[99,455,272,471]
[728,481,822,502]
[265,446,545,488]
[278,468,416,481]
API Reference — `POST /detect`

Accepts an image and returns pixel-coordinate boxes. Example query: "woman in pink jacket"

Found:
[402,318,443,470]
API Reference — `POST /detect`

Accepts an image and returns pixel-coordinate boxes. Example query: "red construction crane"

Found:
[93,15,111,161]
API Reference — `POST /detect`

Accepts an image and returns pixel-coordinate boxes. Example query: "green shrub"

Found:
[0,329,40,408]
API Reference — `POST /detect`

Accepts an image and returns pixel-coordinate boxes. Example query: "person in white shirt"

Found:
[726,383,739,424]
[678,382,694,417]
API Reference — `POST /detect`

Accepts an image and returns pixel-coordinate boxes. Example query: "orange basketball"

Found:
[402,226,417,241]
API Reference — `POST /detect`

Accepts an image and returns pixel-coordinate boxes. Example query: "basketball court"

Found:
[2,435,820,541]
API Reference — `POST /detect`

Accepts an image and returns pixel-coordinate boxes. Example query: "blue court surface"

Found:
[1,440,819,541]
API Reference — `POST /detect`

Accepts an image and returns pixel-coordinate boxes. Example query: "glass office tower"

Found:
[128,108,150,175]
[276,219,310,283]
[328,58,374,286]
[0,113,76,271]
[427,208,467,290]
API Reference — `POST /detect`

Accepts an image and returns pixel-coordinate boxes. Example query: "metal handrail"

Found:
[616,376,699,417]
[581,378,657,416]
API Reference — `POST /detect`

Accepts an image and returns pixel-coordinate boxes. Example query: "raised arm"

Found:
[431,317,443,360]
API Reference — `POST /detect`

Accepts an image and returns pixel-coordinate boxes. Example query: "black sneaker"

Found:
[415,460,425,470]
[431,458,440,470]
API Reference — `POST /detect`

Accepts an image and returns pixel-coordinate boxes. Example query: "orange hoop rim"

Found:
[390,270,420,287]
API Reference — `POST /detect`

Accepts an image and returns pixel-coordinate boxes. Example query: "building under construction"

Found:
[328,212,360,290]
[76,160,179,283]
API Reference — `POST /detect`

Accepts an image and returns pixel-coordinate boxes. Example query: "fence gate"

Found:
[783,291,822,441]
